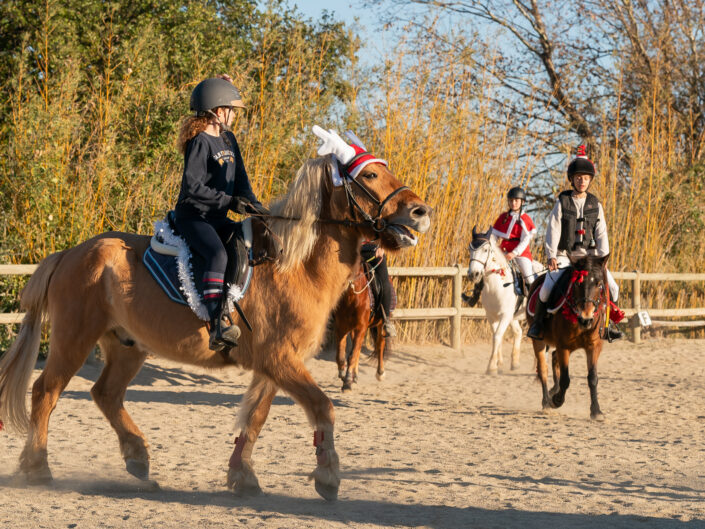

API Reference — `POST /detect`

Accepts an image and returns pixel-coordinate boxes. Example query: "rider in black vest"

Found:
[174,76,268,351]
[527,146,624,341]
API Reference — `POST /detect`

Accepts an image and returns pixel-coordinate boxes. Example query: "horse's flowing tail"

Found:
[0,251,65,433]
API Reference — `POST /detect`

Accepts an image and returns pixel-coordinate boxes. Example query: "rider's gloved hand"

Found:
[245,201,270,216]
[230,196,248,214]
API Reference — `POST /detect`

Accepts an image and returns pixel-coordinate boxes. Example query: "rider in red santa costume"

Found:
[463,186,537,306]
[492,186,537,286]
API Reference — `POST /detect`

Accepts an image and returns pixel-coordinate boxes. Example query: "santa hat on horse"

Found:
[312,126,387,186]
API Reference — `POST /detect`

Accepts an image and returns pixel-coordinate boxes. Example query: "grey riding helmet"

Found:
[190,78,245,114]
[507,186,526,201]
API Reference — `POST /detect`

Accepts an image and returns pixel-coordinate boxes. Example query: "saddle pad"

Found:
[526,276,569,317]
[144,221,252,321]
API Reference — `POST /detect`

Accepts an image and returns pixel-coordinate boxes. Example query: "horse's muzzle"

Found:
[577,316,594,329]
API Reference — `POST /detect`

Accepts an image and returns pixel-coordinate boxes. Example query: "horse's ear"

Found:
[596,253,609,269]
[472,225,478,238]
[485,227,492,238]
[570,254,587,269]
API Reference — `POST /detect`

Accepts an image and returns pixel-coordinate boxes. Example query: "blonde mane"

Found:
[268,156,329,271]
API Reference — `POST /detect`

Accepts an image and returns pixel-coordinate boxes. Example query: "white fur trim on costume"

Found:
[152,220,247,321]
[154,220,209,321]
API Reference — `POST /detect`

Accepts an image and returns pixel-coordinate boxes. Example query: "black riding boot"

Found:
[207,299,241,351]
[527,298,547,340]
[606,322,624,342]
[462,280,484,307]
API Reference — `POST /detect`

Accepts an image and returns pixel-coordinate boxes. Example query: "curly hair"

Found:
[177,115,210,154]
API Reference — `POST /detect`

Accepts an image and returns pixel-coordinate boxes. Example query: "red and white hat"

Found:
[312,126,387,186]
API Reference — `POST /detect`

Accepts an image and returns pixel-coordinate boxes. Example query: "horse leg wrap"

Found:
[313,430,334,466]
[229,434,252,469]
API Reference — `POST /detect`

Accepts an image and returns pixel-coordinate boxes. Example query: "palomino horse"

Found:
[0,154,431,500]
[466,227,543,374]
[526,255,609,420]
[331,261,389,392]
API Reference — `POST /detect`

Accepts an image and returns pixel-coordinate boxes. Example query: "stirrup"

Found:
[527,322,544,341]
[606,323,624,343]
[209,317,241,351]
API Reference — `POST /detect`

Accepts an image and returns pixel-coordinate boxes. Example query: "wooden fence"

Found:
[2,264,705,350]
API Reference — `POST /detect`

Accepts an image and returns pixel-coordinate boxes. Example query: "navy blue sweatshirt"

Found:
[175,131,259,219]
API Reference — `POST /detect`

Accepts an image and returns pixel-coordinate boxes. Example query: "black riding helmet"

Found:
[566,145,595,179]
[190,78,245,115]
[507,186,526,201]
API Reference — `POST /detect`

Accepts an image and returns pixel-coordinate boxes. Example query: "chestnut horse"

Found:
[332,261,389,392]
[526,255,609,420]
[0,154,431,500]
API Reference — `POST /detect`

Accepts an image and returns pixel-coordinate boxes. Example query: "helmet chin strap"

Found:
[206,109,231,133]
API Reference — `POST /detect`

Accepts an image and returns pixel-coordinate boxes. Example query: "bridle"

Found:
[563,269,606,324]
[252,158,409,233]
[469,238,509,279]
[336,160,409,232]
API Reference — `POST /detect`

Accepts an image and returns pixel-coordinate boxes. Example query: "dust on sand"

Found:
[1,338,704,528]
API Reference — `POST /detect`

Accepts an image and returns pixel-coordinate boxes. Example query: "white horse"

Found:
[466,227,543,374]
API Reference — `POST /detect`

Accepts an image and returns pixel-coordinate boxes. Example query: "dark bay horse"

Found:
[331,260,389,392]
[526,255,609,420]
[0,154,431,500]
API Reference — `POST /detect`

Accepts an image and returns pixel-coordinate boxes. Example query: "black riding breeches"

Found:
[371,255,392,319]
[173,213,236,320]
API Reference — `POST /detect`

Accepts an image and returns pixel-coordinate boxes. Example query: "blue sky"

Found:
[289,0,365,26]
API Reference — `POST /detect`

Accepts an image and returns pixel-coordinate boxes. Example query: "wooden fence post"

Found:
[451,264,462,352]
[632,270,641,344]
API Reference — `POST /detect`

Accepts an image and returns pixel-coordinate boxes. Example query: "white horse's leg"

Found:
[509,318,522,370]
[487,317,510,375]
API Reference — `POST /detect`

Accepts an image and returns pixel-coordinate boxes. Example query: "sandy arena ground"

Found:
[1,337,704,528]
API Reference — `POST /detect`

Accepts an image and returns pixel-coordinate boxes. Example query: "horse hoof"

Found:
[338,370,345,380]
[315,479,339,501]
[510,363,520,371]
[376,371,385,381]
[126,458,150,481]
[486,368,498,376]
[25,466,53,485]
[232,481,263,497]
[591,411,605,422]
[227,461,262,495]
[341,384,352,393]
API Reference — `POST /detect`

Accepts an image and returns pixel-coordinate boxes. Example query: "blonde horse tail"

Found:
[0,250,65,433]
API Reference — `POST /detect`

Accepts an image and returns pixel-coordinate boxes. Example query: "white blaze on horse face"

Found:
[468,243,492,283]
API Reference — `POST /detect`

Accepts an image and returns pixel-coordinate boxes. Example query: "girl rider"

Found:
[527,146,624,341]
[174,76,267,351]
[464,186,537,306]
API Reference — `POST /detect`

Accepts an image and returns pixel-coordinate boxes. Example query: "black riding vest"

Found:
[557,190,600,252]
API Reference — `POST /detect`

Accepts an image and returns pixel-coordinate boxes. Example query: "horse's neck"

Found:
[298,226,360,306]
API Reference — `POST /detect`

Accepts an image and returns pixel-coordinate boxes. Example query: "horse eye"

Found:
[362,172,377,179]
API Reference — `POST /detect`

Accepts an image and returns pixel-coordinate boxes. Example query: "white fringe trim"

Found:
[153,220,250,321]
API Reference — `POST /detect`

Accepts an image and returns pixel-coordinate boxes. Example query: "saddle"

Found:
[144,211,281,323]
[526,268,575,318]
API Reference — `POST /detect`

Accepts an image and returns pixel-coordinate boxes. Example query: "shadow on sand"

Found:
[0,472,699,529]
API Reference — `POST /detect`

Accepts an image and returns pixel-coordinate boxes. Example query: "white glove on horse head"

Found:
[312,125,356,165]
